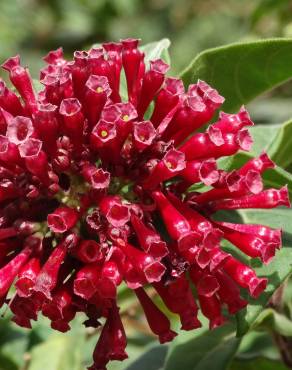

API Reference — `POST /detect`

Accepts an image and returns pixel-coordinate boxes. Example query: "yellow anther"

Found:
[101,130,108,138]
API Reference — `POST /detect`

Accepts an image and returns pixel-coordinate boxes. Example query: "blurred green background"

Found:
[1,0,292,369]
[3,0,292,75]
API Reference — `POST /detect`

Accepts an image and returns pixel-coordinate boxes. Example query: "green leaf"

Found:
[237,331,280,361]
[248,125,280,157]
[125,345,168,370]
[28,330,84,370]
[164,324,240,370]
[229,357,291,370]
[140,38,171,67]
[253,308,292,336]
[0,318,28,368]
[0,353,19,370]
[180,39,292,112]
[266,119,292,169]
[236,209,292,336]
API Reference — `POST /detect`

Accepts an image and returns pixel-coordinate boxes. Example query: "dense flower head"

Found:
[0,39,289,369]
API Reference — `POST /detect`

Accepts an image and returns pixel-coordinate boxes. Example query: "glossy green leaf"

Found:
[230,357,291,370]
[253,308,292,336]
[0,318,28,368]
[237,331,280,361]
[248,124,280,157]
[0,353,19,370]
[140,38,171,66]
[125,345,168,370]
[28,330,84,370]
[180,39,292,112]
[236,209,292,336]
[266,119,292,169]
[164,324,240,370]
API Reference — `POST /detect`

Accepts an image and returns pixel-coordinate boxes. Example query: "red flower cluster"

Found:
[0,39,289,369]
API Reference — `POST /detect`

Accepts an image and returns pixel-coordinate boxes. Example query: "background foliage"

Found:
[1,0,292,369]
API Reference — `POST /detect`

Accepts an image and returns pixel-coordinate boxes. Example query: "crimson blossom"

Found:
[0,39,289,369]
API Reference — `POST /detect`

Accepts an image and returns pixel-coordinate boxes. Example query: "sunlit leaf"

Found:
[180,39,292,112]
[164,324,240,370]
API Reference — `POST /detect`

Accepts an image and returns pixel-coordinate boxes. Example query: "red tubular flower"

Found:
[10,295,39,328]
[215,270,248,314]
[179,128,253,161]
[59,98,85,153]
[47,206,79,233]
[143,149,186,190]
[131,214,168,258]
[72,239,103,263]
[151,78,184,127]
[19,138,52,186]
[34,103,59,156]
[212,186,290,211]
[216,221,278,263]
[154,277,201,330]
[212,106,253,132]
[89,303,127,370]
[122,39,144,104]
[181,158,219,186]
[16,257,41,297]
[42,277,75,324]
[0,80,23,116]
[219,222,282,248]
[0,135,22,169]
[118,239,166,284]
[0,246,32,297]
[43,47,66,65]
[133,120,156,151]
[189,267,220,298]
[135,287,177,343]
[82,163,110,190]
[7,116,35,145]
[239,151,275,175]
[162,96,206,143]
[0,179,21,203]
[96,260,123,298]
[90,120,117,161]
[74,264,100,300]
[0,41,288,370]
[151,190,192,240]
[198,294,224,330]
[223,257,267,298]
[33,234,77,300]
[99,196,130,228]
[84,75,111,128]
[194,170,263,205]
[103,42,123,103]
[137,59,169,118]
[2,55,37,115]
